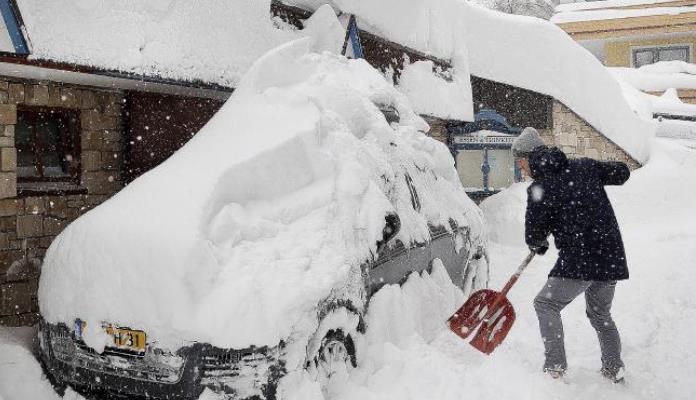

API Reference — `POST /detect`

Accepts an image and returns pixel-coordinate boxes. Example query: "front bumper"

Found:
[39,320,285,399]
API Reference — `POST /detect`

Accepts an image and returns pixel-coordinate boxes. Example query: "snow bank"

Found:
[479,182,528,247]
[39,39,484,352]
[16,0,299,87]
[277,259,467,400]
[285,0,652,163]
[0,327,66,400]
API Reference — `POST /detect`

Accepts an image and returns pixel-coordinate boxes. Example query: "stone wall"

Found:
[547,101,641,170]
[0,80,125,326]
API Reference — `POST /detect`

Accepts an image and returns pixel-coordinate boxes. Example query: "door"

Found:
[456,150,484,190]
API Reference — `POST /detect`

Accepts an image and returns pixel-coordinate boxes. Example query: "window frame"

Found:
[15,105,81,184]
[631,44,691,68]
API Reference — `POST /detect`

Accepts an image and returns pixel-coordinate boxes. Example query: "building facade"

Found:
[554,0,696,103]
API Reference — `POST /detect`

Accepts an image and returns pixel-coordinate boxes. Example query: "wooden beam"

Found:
[558,11,696,39]
[559,10,696,33]
[604,0,696,11]
[567,22,696,39]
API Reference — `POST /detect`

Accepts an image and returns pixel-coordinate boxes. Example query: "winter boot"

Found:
[543,367,566,380]
[600,366,625,384]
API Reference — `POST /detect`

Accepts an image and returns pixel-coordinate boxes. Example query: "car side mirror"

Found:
[376,213,401,254]
[378,105,400,125]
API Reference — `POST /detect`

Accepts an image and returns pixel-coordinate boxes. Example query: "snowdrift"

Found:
[38,39,485,351]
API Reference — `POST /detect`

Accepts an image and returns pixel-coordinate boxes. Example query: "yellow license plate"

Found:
[104,326,147,353]
[76,320,146,353]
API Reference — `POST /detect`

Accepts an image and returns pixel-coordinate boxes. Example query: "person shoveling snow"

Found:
[512,127,630,383]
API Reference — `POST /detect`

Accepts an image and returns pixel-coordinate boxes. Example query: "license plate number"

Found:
[75,320,146,353]
[105,326,146,353]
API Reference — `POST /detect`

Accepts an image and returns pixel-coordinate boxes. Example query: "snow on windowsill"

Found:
[17,181,87,196]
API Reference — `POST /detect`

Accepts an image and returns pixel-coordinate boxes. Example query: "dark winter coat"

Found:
[525,147,630,281]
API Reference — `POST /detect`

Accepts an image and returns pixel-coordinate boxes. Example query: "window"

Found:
[16,107,80,182]
[633,45,690,68]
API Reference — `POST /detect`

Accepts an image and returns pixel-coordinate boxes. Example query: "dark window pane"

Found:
[37,119,60,150]
[17,150,39,178]
[634,49,655,67]
[658,47,689,62]
[15,108,78,181]
[16,118,32,148]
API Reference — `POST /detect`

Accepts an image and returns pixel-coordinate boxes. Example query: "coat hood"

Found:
[529,147,568,180]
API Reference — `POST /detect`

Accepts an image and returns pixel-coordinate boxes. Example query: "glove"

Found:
[529,239,549,255]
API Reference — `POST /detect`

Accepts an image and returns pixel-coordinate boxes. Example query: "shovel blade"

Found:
[469,300,516,354]
[447,289,500,339]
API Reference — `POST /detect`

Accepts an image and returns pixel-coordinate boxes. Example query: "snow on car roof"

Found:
[38,39,485,352]
[283,0,653,163]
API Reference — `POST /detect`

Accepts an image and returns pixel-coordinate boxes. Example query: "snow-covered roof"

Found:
[610,61,696,92]
[611,64,696,118]
[13,0,473,120]
[552,5,696,23]
[283,0,653,163]
[651,88,696,116]
[15,0,299,88]
[12,0,652,161]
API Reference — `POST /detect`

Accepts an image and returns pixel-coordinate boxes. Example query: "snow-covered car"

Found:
[37,40,488,399]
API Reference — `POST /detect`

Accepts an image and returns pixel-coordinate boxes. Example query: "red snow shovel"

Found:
[447,252,536,354]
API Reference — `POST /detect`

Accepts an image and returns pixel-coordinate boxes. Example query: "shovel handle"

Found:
[482,252,536,322]
[499,251,535,297]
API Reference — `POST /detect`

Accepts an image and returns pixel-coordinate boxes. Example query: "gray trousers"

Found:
[533,277,624,371]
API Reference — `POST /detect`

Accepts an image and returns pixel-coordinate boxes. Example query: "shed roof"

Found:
[12,0,298,88]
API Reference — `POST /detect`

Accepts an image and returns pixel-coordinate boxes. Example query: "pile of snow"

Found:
[39,38,485,359]
[396,60,473,120]
[16,0,298,87]
[479,182,528,247]
[284,0,653,163]
[277,259,466,400]
[0,327,84,400]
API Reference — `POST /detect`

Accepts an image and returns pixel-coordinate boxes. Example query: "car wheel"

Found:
[309,329,356,392]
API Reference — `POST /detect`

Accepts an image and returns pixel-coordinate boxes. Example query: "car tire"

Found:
[305,303,362,396]
[37,355,68,397]
[308,328,356,393]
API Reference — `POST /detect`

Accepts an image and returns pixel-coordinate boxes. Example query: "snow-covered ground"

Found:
[2,139,695,399]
